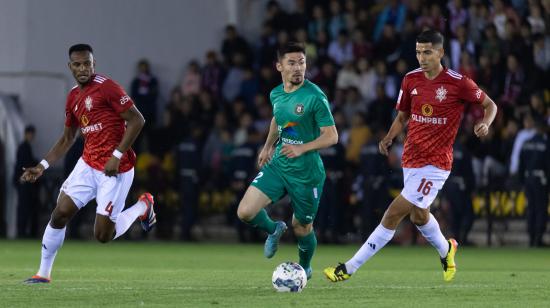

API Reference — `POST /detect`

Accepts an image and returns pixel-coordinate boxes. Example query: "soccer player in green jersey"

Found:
[237,42,338,279]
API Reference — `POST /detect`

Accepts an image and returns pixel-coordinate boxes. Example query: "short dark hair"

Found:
[416,30,444,46]
[277,42,305,60]
[24,125,35,134]
[68,44,93,57]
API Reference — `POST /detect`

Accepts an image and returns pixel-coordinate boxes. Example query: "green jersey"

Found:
[268,79,335,185]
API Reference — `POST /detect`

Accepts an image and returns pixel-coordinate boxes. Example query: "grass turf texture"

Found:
[1,240,549,307]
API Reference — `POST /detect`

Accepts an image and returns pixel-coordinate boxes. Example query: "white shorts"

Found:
[401,165,450,209]
[60,158,134,221]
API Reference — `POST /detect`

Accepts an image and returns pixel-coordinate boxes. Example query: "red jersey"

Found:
[65,74,136,173]
[396,67,486,170]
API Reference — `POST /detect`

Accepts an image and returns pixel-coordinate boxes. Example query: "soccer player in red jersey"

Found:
[20,44,157,284]
[324,30,497,282]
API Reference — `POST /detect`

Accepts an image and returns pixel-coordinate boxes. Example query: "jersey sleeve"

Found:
[101,79,134,113]
[459,76,486,105]
[64,93,78,127]
[314,96,335,127]
[395,76,411,112]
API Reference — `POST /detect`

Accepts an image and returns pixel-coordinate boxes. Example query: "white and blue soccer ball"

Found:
[271,261,307,292]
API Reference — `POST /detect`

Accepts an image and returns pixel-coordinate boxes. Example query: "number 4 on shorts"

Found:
[105,201,113,216]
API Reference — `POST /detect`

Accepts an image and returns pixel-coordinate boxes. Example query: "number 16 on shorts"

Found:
[402,166,450,209]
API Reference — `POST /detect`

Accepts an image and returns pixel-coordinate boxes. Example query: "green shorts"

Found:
[251,163,324,225]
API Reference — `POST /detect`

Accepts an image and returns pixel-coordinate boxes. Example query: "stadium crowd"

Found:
[18,0,550,244]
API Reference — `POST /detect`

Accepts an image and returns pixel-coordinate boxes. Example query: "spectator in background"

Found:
[374,24,401,64]
[327,0,346,40]
[222,53,246,102]
[336,61,360,91]
[314,29,330,60]
[351,28,372,60]
[491,0,520,39]
[180,60,201,96]
[533,34,550,72]
[527,3,546,34]
[287,0,308,31]
[221,25,252,66]
[518,115,549,247]
[447,0,468,36]
[373,0,406,42]
[345,112,371,165]
[176,126,203,241]
[500,54,524,108]
[265,0,288,32]
[449,25,475,71]
[239,68,260,107]
[130,59,159,130]
[328,29,354,66]
[357,57,377,104]
[358,125,392,239]
[468,3,488,45]
[367,83,394,130]
[443,132,475,245]
[259,66,280,95]
[509,112,536,176]
[308,5,327,41]
[201,51,225,99]
[13,125,39,238]
[258,22,277,67]
[481,24,502,67]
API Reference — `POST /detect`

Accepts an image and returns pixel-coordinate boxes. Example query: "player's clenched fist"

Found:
[379,138,393,156]
[258,145,275,168]
[473,122,489,137]
[20,165,45,183]
[104,156,121,177]
[281,144,305,159]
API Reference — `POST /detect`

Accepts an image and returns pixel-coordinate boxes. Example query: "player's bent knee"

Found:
[292,223,312,237]
[236,203,254,222]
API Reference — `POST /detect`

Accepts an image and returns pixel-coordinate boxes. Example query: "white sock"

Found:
[416,213,449,258]
[345,224,395,274]
[37,224,66,278]
[113,201,147,239]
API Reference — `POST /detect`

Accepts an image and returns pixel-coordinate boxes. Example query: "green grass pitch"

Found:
[1,240,549,307]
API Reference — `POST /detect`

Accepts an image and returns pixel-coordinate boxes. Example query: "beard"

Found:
[290,75,303,85]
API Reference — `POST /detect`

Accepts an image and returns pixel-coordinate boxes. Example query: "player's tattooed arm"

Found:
[20,126,79,183]
[258,117,279,168]
[474,96,497,138]
[379,111,409,156]
[281,125,338,159]
[104,105,145,176]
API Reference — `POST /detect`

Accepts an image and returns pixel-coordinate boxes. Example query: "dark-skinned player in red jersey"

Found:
[324,30,497,283]
[21,44,157,284]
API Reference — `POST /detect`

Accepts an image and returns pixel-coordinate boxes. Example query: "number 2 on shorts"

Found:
[417,178,433,196]
[252,172,264,183]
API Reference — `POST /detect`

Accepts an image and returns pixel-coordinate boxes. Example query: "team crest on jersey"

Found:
[435,86,447,102]
[85,96,93,111]
[421,104,433,116]
[294,103,305,115]
[81,114,90,126]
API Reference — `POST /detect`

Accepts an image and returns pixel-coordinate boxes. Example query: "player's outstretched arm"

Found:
[473,96,497,138]
[104,105,145,176]
[20,126,79,183]
[379,111,409,156]
[258,117,279,168]
[281,125,338,158]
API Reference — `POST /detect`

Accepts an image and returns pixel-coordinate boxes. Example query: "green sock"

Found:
[247,209,276,234]
[297,231,317,270]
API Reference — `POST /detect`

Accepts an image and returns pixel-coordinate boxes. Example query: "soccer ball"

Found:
[271,262,307,292]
